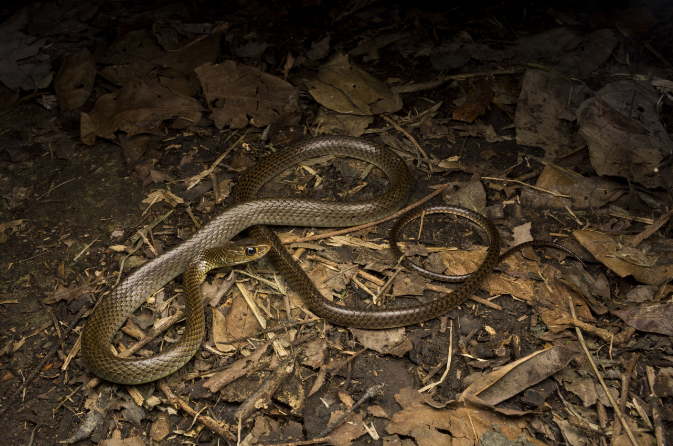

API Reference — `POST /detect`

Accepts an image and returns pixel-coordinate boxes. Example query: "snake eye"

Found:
[245,247,257,256]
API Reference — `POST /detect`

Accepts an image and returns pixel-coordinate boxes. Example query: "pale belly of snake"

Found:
[81,136,502,384]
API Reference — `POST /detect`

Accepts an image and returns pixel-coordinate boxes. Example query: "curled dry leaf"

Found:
[306,53,402,116]
[612,302,673,336]
[196,60,298,129]
[386,388,546,446]
[54,47,95,111]
[459,346,578,406]
[574,230,673,285]
[522,163,625,209]
[80,81,205,145]
[579,80,673,189]
[452,79,493,123]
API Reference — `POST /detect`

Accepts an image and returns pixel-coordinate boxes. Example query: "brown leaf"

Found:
[214,294,263,350]
[459,346,578,405]
[306,53,402,116]
[612,302,673,336]
[80,81,204,145]
[54,48,95,111]
[150,413,170,441]
[574,230,673,285]
[196,61,298,129]
[452,80,493,123]
[579,81,672,189]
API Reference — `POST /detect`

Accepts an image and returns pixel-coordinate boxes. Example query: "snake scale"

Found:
[82,136,520,384]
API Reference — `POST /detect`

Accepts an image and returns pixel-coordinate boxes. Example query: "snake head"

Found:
[224,238,271,265]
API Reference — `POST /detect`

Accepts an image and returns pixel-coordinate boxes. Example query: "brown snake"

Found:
[81,136,575,384]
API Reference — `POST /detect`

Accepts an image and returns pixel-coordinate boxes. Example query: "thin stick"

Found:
[158,380,235,441]
[382,115,432,171]
[568,296,638,446]
[0,305,88,418]
[482,176,571,198]
[284,183,450,245]
[315,384,383,439]
[186,131,244,190]
[267,436,331,446]
[419,320,453,392]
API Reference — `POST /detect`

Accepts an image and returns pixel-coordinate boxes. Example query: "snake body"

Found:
[82,136,413,384]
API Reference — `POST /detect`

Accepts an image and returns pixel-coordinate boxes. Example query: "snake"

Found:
[81,135,578,384]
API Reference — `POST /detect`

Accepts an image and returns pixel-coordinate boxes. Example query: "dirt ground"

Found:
[1,1,672,445]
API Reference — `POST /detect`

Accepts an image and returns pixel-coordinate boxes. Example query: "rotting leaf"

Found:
[217,294,263,350]
[80,81,205,145]
[54,47,95,111]
[521,163,625,210]
[350,327,409,356]
[306,53,402,116]
[612,302,673,336]
[459,346,578,406]
[513,28,617,77]
[386,388,545,446]
[578,80,673,189]
[314,108,373,137]
[514,70,591,159]
[328,410,367,446]
[574,230,673,285]
[195,60,298,130]
[452,79,493,123]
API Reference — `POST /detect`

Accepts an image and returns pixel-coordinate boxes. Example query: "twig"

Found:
[235,348,302,423]
[314,384,383,439]
[217,318,320,345]
[186,131,243,190]
[371,255,405,306]
[284,183,450,245]
[0,305,88,419]
[645,366,666,446]
[482,176,571,198]
[568,296,638,446]
[382,115,432,171]
[611,354,639,443]
[419,321,453,392]
[267,437,331,446]
[390,68,523,94]
[329,348,367,376]
[158,380,235,440]
[37,177,76,200]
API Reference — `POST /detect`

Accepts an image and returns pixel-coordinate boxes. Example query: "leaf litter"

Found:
[0,2,672,446]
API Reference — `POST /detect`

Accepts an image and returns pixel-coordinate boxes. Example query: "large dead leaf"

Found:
[54,47,95,111]
[452,79,493,123]
[385,388,547,446]
[521,163,625,209]
[195,60,298,129]
[579,80,673,189]
[513,28,617,77]
[0,11,53,91]
[514,70,592,159]
[94,29,220,91]
[213,294,263,351]
[350,327,412,356]
[612,302,673,336]
[573,230,673,285]
[80,81,204,145]
[306,53,402,116]
[314,109,373,136]
[459,346,578,405]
